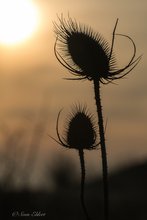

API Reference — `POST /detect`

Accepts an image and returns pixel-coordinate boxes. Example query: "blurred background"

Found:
[0,0,147,219]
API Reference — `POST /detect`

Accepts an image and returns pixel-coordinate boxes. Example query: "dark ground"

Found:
[0,161,147,220]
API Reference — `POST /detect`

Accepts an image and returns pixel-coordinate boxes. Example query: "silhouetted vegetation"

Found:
[54,15,141,220]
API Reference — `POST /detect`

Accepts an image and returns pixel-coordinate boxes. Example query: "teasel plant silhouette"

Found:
[53,14,142,220]
[50,105,99,220]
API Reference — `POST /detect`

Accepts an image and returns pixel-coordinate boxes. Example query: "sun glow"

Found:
[0,0,39,45]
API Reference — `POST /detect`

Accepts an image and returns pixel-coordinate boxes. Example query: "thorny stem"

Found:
[93,79,109,220]
[79,149,91,220]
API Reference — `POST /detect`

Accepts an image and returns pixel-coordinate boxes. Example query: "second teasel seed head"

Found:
[52,105,99,150]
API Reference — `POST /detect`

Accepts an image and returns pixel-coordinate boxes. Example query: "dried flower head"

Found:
[51,105,98,150]
[54,15,141,83]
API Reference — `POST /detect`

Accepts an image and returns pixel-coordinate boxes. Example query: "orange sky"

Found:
[0,0,147,186]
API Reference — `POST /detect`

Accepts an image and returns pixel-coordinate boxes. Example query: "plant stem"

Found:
[93,79,109,220]
[79,149,91,220]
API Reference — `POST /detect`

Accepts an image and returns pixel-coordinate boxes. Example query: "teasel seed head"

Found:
[54,15,142,84]
[51,105,99,150]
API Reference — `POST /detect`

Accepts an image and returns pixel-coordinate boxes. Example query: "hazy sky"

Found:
[0,0,147,187]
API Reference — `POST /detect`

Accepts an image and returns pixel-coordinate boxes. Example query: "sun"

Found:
[0,0,39,45]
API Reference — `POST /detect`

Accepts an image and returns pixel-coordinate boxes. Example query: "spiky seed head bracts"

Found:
[54,15,141,84]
